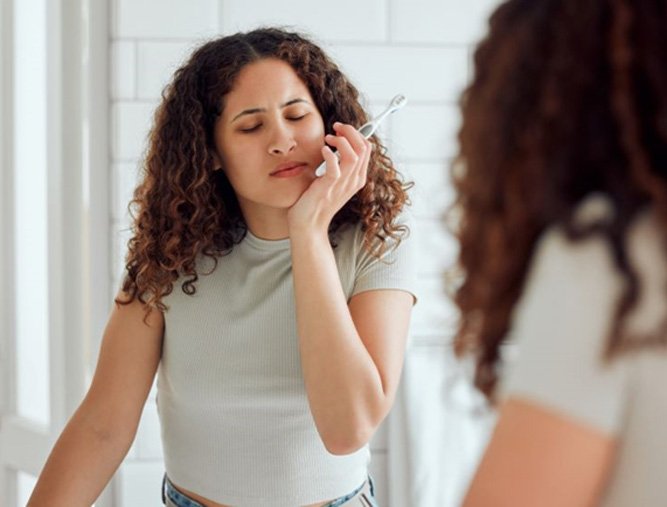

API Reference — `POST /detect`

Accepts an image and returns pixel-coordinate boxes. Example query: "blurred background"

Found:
[0,0,501,505]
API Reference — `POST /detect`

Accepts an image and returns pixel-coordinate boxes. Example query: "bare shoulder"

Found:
[106,289,165,336]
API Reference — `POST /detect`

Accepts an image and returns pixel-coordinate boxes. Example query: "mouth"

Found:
[270,162,308,177]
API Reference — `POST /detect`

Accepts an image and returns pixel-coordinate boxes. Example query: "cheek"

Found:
[301,119,325,146]
[217,135,254,176]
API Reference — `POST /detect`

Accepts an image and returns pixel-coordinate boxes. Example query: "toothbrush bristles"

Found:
[390,94,407,109]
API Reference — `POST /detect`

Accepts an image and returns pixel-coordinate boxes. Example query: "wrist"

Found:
[287,212,329,239]
[288,221,330,245]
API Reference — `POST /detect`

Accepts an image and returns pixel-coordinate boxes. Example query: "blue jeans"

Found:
[162,474,379,507]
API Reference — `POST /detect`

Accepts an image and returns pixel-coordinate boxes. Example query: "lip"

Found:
[270,161,308,177]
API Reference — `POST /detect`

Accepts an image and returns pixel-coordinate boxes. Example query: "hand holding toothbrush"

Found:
[286,94,407,235]
[314,94,407,177]
[287,121,372,235]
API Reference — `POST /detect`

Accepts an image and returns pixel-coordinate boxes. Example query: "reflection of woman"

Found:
[29,28,417,507]
[451,1,667,506]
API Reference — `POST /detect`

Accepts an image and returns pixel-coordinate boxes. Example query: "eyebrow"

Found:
[231,98,310,123]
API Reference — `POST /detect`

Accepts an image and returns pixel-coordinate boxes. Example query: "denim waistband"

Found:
[161,474,376,507]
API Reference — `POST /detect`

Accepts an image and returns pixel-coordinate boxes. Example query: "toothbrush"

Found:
[314,94,407,177]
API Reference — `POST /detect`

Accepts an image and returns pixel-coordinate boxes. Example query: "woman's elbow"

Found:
[321,424,375,456]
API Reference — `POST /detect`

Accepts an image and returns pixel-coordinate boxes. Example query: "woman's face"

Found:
[213,58,326,215]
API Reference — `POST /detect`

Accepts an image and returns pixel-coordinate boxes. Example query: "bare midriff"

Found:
[172,482,331,507]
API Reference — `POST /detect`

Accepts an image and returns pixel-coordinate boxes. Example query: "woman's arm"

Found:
[462,396,617,507]
[290,230,413,455]
[28,290,164,507]
[288,122,414,455]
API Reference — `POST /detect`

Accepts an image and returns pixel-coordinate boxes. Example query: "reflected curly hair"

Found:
[450,0,667,400]
[117,27,411,313]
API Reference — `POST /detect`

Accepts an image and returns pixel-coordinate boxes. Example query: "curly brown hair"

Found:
[117,27,412,313]
[450,0,667,400]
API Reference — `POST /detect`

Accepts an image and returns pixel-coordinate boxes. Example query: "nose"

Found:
[268,121,296,156]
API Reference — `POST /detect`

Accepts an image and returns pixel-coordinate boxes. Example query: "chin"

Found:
[279,185,310,206]
[251,181,310,209]
[259,193,300,210]
[274,197,302,210]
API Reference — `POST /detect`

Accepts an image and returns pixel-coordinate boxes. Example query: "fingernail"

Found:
[333,122,342,128]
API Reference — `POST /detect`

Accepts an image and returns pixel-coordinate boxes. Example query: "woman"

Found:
[29,28,417,507]
[451,1,667,506]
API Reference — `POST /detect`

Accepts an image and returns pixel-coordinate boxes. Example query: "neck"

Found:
[239,201,290,240]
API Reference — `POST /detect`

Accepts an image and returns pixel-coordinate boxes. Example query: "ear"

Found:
[211,150,223,172]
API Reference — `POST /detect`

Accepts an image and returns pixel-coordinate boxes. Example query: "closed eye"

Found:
[239,113,308,133]
[239,124,261,133]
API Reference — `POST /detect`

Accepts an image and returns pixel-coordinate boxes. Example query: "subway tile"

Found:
[111,219,133,283]
[135,401,164,460]
[414,218,458,278]
[406,162,453,220]
[410,277,458,339]
[331,46,468,103]
[117,461,165,506]
[391,0,501,44]
[111,101,158,161]
[371,418,388,451]
[125,440,137,461]
[111,41,136,100]
[136,41,197,100]
[221,0,387,42]
[112,162,142,222]
[113,0,218,39]
[389,104,462,161]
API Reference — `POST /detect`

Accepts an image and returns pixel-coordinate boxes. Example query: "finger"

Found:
[348,139,370,192]
[324,133,358,171]
[333,123,372,187]
[356,139,372,189]
[321,145,341,179]
[333,122,368,158]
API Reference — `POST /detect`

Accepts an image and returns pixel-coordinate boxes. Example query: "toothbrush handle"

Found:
[314,149,341,177]
[314,94,405,177]
[315,121,373,177]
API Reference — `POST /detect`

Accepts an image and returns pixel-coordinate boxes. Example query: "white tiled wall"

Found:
[220,0,389,42]
[109,1,500,505]
[391,0,497,44]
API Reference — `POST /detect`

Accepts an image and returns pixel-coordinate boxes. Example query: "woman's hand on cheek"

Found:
[287,122,372,236]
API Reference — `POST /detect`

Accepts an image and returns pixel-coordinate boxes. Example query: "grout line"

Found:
[111,97,457,107]
[327,40,471,49]
[132,40,138,100]
[109,35,471,49]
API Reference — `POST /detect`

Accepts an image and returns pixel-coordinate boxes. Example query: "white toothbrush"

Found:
[314,94,407,177]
